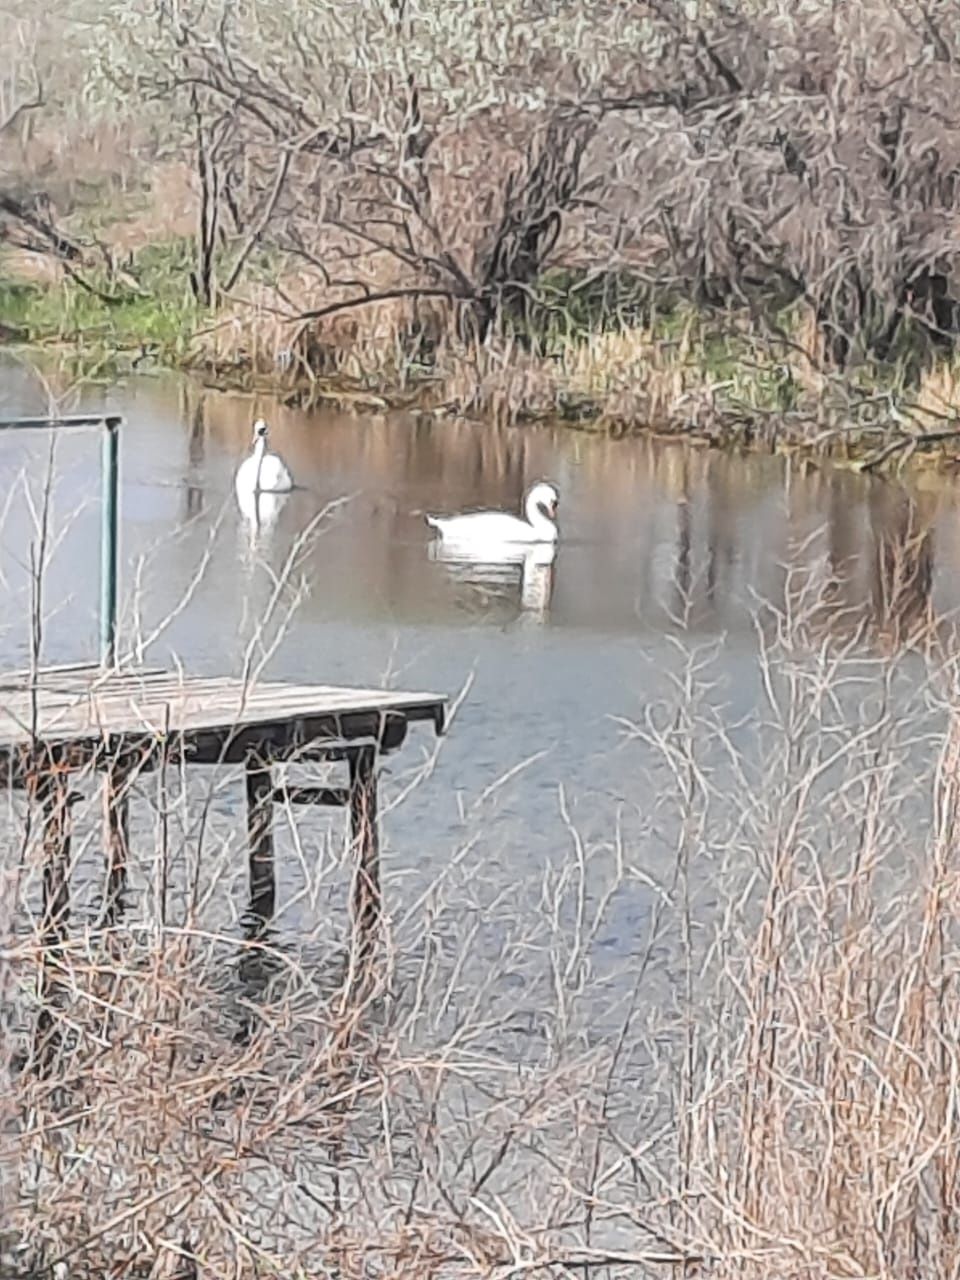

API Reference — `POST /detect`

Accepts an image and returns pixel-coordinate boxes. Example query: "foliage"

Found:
[4,0,960,450]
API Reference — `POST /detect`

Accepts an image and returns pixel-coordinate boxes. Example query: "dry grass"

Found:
[917,361,960,419]
[4,496,960,1277]
[192,294,960,455]
[786,304,828,400]
[192,284,441,390]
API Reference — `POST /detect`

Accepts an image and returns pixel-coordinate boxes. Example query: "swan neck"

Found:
[525,493,556,538]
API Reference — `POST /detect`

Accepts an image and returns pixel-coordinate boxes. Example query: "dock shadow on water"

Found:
[5,357,960,1277]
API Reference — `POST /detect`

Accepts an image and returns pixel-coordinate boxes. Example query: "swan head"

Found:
[252,418,269,441]
[526,481,559,523]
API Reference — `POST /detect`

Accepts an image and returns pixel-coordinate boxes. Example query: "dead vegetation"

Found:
[5,560,960,1278]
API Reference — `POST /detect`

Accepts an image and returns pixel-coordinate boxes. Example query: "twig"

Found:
[859,426,960,472]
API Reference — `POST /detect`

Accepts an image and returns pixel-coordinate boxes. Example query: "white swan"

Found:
[425,481,559,547]
[234,419,293,497]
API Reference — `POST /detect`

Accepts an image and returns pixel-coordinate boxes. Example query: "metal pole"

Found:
[0,415,122,665]
[100,419,119,666]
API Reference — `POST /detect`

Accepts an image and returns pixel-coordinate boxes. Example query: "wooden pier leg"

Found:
[348,744,381,961]
[245,756,275,930]
[101,760,130,925]
[40,772,72,947]
[33,770,73,1074]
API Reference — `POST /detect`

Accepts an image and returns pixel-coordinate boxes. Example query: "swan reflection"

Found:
[429,540,556,619]
[236,486,289,551]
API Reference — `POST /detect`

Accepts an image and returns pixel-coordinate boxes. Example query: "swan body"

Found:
[235,419,293,497]
[425,481,559,547]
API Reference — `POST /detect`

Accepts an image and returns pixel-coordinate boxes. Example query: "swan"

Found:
[425,481,559,547]
[234,419,293,497]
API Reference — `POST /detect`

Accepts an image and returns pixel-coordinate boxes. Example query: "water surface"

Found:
[1,357,958,1000]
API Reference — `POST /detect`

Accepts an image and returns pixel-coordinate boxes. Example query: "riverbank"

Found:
[4,243,960,475]
[6,0,960,482]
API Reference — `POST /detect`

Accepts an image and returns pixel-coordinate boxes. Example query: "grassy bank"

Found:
[0,240,204,368]
[6,245,960,475]
[5,0,960,471]
[5,0,960,472]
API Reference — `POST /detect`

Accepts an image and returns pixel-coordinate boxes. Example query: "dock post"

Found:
[101,759,130,924]
[39,771,72,946]
[245,755,275,929]
[348,744,381,958]
[33,768,73,1074]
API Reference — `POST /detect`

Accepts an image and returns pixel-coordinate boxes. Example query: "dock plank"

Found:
[0,666,446,772]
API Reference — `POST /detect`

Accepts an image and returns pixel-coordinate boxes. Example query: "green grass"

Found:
[0,237,207,364]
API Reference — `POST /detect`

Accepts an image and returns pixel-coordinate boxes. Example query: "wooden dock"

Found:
[2,662,446,957]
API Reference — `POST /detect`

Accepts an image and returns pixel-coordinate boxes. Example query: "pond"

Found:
[1,355,958,1031]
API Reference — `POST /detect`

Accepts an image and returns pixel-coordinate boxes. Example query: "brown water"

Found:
[1,358,958,991]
